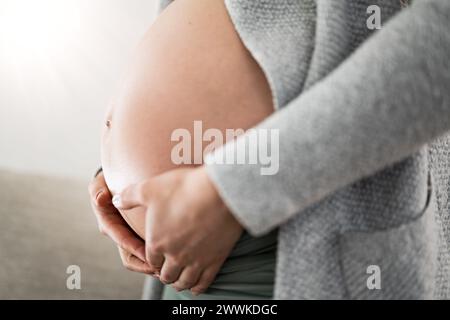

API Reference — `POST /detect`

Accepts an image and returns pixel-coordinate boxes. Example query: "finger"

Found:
[90,198,117,230]
[89,189,116,219]
[96,220,107,236]
[91,194,146,262]
[89,186,114,211]
[110,223,147,262]
[118,247,154,274]
[190,264,221,296]
[159,258,183,285]
[172,265,202,291]
[112,181,152,210]
[88,172,111,208]
[146,243,165,272]
[88,171,146,263]
[95,187,113,208]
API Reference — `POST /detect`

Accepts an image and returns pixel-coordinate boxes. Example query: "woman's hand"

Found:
[112,166,243,295]
[88,171,155,275]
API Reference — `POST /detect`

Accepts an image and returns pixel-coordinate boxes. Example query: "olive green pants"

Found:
[163,230,278,300]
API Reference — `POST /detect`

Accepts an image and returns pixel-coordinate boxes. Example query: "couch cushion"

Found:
[0,169,145,299]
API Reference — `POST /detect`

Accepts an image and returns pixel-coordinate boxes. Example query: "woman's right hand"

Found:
[89,171,155,275]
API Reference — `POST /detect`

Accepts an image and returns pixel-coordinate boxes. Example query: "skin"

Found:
[88,172,155,275]
[113,167,243,295]
[92,0,273,294]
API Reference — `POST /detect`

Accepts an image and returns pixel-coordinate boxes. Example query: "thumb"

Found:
[112,182,150,210]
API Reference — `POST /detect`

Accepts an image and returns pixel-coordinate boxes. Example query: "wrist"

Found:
[195,166,226,209]
[194,166,242,229]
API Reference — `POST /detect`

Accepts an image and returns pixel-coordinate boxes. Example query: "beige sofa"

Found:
[0,169,145,299]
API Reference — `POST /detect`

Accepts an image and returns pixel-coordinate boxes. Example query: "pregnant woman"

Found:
[100,0,276,299]
[92,0,450,300]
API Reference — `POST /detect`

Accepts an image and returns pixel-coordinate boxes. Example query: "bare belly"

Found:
[101,0,273,239]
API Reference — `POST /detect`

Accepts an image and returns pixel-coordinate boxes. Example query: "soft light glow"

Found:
[0,0,82,59]
[0,0,157,179]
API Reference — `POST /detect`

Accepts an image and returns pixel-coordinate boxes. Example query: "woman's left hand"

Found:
[88,170,153,274]
[112,166,243,295]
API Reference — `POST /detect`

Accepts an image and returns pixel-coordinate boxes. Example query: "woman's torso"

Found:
[100,0,276,298]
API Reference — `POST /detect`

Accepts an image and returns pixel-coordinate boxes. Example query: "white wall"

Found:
[0,0,158,180]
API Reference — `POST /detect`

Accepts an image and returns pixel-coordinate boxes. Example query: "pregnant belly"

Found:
[101,0,273,239]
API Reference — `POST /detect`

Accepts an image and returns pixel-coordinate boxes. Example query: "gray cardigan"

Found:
[144,0,450,299]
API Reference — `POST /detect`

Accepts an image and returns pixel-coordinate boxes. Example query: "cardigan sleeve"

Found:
[206,0,450,236]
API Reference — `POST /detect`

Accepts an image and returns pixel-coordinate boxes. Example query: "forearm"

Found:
[207,0,450,236]
[102,0,273,238]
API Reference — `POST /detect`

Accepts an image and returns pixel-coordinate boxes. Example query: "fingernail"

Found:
[161,278,173,285]
[136,252,146,262]
[191,290,202,296]
[135,247,146,262]
[112,195,121,208]
[95,189,104,201]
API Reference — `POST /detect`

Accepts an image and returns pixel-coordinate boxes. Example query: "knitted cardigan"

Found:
[143,0,450,299]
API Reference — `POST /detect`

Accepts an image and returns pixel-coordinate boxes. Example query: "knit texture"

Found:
[144,0,450,299]
[429,137,450,298]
